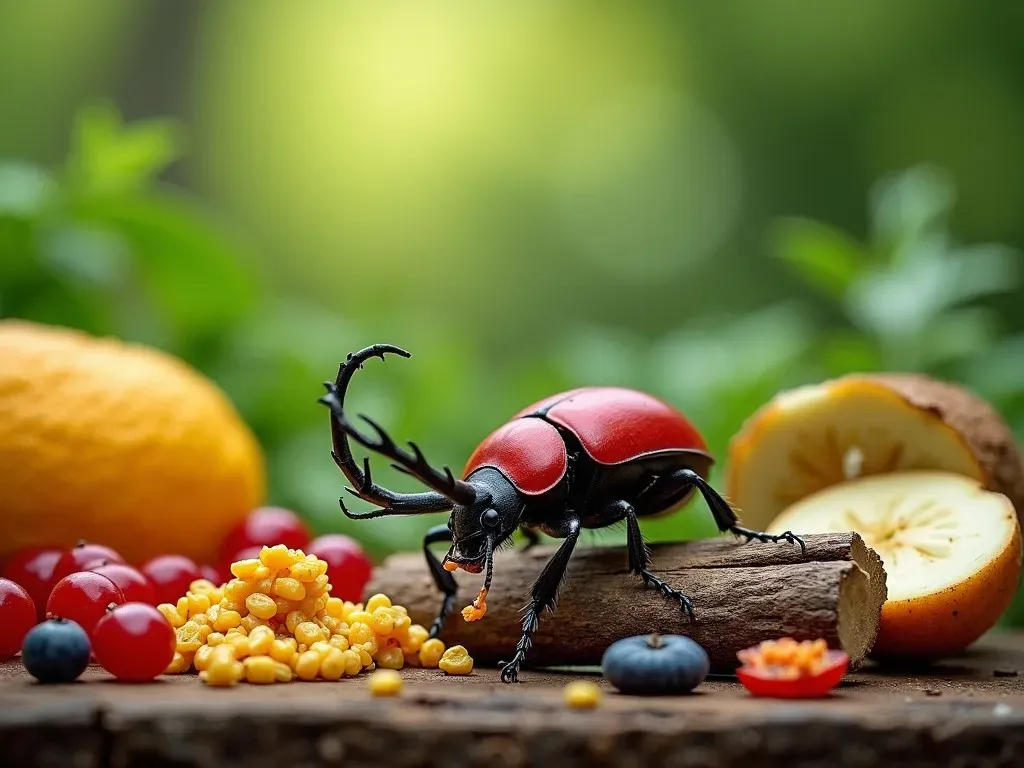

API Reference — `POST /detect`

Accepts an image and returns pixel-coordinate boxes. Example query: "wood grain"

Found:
[366,532,887,672]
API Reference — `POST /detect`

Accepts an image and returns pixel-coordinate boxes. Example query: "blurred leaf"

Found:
[868,164,956,256]
[815,330,883,376]
[960,334,1024,402]
[37,223,129,288]
[917,306,999,369]
[66,102,184,197]
[769,216,867,298]
[73,189,257,339]
[941,244,1021,305]
[0,161,55,218]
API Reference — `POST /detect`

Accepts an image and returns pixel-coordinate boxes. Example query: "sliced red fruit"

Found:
[736,649,849,699]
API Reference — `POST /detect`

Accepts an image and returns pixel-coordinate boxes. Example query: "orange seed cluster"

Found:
[160,544,471,686]
[736,637,830,679]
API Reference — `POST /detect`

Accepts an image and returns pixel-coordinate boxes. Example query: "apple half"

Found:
[766,471,1021,657]
[725,373,1024,532]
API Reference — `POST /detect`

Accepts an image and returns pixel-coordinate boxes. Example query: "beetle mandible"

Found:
[318,344,806,683]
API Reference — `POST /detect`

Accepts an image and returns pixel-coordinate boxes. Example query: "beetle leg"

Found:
[423,523,459,639]
[611,500,696,621]
[667,468,807,555]
[499,516,581,683]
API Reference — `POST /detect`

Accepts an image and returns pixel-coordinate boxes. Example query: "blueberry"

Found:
[21,618,92,684]
[601,633,710,695]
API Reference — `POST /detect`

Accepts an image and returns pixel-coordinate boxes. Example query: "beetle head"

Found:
[442,468,522,576]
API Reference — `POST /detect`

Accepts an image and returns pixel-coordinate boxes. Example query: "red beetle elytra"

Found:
[319,344,805,683]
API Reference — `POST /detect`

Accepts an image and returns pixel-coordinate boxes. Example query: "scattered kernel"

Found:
[230,559,262,579]
[245,593,278,621]
[419,638,445,668]
[368,669,403,697]
[438,645,474,675]
[365,594,392,613]
[244,655,279,684]
[564,680,603,709]
[375,647,405,670]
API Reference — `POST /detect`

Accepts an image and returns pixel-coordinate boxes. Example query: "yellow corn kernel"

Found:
[175,620,208,653]
[274,661,293,683]
[324,597,345,618]
[375,647,404,670]
[400,625,429,655]
[288,555,325,583]
[164,651,190,674]
[230,559,262,579]
[224,578,250,601]
[157,603,186,629]
[260,544,297,570]
[307,574,330,598]
[390,604,409,616]
[356,646,373,668]
[392,614,412,634]
[203,657,244,687]
[245,592,277,621]
[564,680,602,709]
[209,587,225,604]
[226,625,247,636]
[186,592,212,617]
[206,632,226,647]
[270,639,298,665]
[244,655,278,684]
[365,594,392,613]
[219,599,244,615]
[294,621,324,647]
[340,601,361,620]
[370,608,394,635]
[189,578,218,595]
[368,668,403,696]
[320,616,346,635]
[328,634,349,653]
[193,644,215,672]
[342,649,363,677]
[294,650,321,681]
[418,638,445,668]
[240,614,272,634]
[248,626,275,656]
[346,611,373,627]
[438,645,474,675]
[348,622,375,646]
[227,634,251,659]
[284,610,308,634]
[273,595,297,616]
[190,613,210,628]
[319,648,346,681]
[206,604,222,623]
[297,643,308,654]
[213,609,242,633]
[271,577,306,601]
[402,650,421,668]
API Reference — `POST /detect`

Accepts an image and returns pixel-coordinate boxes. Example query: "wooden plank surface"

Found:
[3,632,1024,768]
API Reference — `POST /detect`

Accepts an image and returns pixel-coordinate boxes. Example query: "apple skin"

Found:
[871,521,1022,659]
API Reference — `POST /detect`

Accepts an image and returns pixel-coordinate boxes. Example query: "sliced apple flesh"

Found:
[767,471,1022,657]
[726,374,1024,532]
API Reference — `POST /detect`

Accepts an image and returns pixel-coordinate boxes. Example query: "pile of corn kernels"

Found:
[159,544,473,686]
[736,637,829,679]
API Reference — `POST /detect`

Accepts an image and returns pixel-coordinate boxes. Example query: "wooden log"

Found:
[366,532,887,672]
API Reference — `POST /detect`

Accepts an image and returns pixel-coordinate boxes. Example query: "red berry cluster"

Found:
[0,506,374,683]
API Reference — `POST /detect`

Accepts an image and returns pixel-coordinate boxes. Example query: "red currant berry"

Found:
[52,541,125,585]
[46,571,125,638]
[139,555,202,605]
[89,563,157,605]
[92,602,175,681]
[219,506,310,563]
[0,577,37,661]
[307,534,373,601]
[2,546,61,621]
[199,564,225,586]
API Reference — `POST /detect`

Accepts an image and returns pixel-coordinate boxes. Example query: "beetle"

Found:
[318,344,805,683]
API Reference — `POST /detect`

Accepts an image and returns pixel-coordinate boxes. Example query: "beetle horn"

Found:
[319,344,478,508]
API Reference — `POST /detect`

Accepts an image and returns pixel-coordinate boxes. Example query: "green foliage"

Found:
[4,106,1024,635]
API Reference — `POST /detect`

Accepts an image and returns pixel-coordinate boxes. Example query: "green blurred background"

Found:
[3,2,1024,616]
